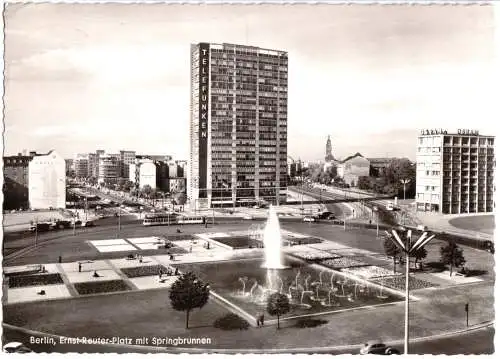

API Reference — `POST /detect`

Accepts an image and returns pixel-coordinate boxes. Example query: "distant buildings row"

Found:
[69,150,186,193]
[291,130,495,215]
[3,149,187,211]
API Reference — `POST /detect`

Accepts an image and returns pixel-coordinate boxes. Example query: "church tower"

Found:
[325,135,334,161]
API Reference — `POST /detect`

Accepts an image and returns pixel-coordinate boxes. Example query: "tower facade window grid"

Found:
[189,43,288,208]
[416,132,495,214]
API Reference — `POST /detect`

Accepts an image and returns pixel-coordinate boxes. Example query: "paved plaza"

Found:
[4,230,490,306]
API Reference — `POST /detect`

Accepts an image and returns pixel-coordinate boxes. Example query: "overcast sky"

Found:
[3,3,498,161]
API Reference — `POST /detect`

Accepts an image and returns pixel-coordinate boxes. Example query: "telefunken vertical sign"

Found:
[198,43,209,198]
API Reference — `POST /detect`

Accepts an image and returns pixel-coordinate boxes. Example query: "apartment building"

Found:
[188,42,288,208]
[416,129,495,214]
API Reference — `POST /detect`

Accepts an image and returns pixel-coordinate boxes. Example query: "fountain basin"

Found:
[172,257,404,320]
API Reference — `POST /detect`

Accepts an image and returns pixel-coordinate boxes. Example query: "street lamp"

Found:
[117,205,122,237]
[387,229,435,354]
[400,179,411,201]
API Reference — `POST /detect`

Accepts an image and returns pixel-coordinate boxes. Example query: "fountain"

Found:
[262,205,286,269]
[238,277,248,296]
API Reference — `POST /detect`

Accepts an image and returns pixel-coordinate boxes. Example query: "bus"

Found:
[143,213,176,226]
[176,215,206,224]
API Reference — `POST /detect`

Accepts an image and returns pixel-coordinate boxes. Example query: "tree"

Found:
[440,241,466,277]
[122,180,133,192]
[173,192,187,206]
[383,236,402,274]
[357,176,371,190]
[141,184,153,203]
[117,178,126,191]
[410,245,428,269]
[266,292,290,329]
[169,272,210,329]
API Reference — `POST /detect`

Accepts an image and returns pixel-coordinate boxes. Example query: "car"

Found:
[303,216,316,222]
[81,221,95,227]
[243,215,254,220]
[360,341,388,355]
[3,342,32,353]
[317,211,336,220]
[385,347,401,355]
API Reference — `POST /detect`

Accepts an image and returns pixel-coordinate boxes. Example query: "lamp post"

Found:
[373,206,379,237]
[34,217,38,248]
[400,179,411,201]
[117,205,122,237]
[387,229,435,354]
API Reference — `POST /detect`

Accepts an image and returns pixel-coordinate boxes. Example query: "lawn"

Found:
[74,280,131,295]
[448,215,495,235]
[211,236,262,249]
[7,273,64,288]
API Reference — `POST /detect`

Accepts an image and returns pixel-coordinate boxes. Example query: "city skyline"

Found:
[4,3,497,162]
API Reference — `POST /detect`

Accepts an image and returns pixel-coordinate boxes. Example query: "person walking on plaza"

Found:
[259,314,265,327]
[58,255,62,263]
[78,262,82,273]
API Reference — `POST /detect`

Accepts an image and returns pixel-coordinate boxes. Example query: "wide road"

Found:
[2,324,494,354]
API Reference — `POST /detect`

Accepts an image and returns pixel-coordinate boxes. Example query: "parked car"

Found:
[81,221,95,227]
[29,222,51,232]
[317,211,336,220]
[3,342,32,353]
[303,216,316,223]
[360,340,400,355]
[243,215,254,220]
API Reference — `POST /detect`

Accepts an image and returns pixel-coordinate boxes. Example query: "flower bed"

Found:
[341,266,402,279]
[286,237,323,245]
[120,265,171,278]
[319,257,368,269]
[371,276,437,291]
[289,251,341,261]
[8,273,64,288]
[74,280,131,295]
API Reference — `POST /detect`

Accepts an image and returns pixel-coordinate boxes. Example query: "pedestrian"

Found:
[58,255,62,263]
[175,267,179,275]
[256,317,260,327]
[78,263,82,273]
[260,314,265,326]
[159,268,163,280]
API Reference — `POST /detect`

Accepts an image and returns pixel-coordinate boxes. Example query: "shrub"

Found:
[213,313,250,330]
[294,318,328,328]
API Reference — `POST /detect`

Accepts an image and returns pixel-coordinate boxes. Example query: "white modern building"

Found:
[416,129,495,213]
[28,150,66,209]
[129,159,157,190]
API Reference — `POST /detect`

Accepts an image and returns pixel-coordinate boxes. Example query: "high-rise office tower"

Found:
[416,129,495,214]
[188,42,288,209]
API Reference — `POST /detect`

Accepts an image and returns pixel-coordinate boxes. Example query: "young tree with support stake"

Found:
[383,235,402,274]
[169,272,210,329]
[267,292,290,330]
[440,241,466,277]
